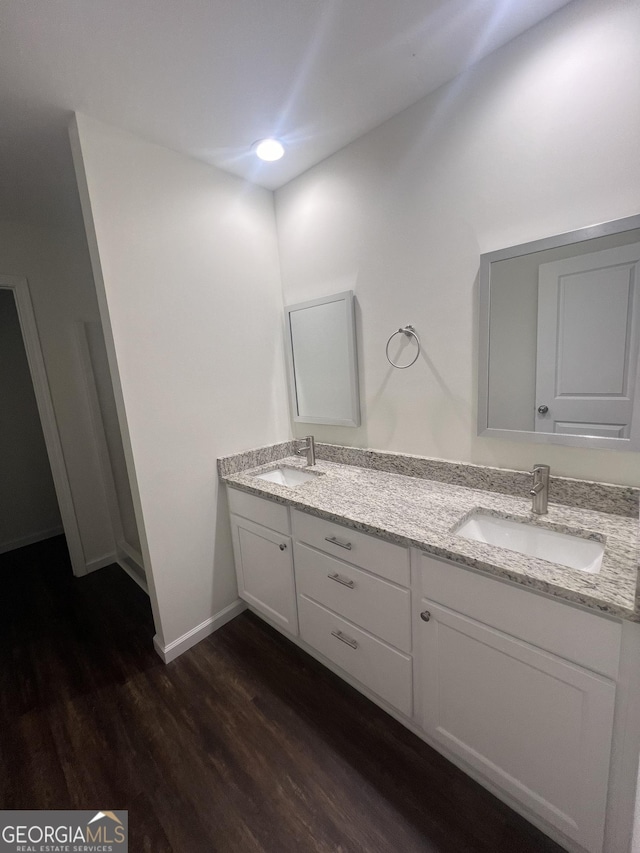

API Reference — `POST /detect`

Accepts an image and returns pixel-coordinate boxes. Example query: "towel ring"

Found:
[385,325,421,369]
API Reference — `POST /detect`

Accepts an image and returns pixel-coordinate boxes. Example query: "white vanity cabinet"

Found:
[417,554,619,853]
[228,489,298,635]
[226,486,629,853]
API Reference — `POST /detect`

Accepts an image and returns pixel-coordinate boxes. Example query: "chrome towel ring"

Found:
[385,325,421,369]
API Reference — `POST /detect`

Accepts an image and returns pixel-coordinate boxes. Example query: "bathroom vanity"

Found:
[220,444,640,853]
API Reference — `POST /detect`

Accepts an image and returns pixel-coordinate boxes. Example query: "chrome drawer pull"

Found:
[331,629,358,649]
[325,535,352,551]
[328,573,355,589]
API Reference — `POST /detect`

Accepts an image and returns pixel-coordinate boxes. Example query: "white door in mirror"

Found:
[536,242,640,438]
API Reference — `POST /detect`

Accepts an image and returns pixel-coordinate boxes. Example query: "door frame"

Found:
[1,275,86,576]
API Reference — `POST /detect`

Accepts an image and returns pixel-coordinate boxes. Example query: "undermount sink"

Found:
[253,466,320,487]
[454,511,605,574]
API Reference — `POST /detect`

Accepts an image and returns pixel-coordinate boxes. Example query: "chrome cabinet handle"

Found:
[420,610,431,622]
[537,404,549,414]
[325,536,352,551]
[331,629,358,649]
[328,573,355,589]
[279,543,287,551]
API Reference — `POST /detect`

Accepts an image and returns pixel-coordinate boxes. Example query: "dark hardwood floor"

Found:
[0,536,564,852]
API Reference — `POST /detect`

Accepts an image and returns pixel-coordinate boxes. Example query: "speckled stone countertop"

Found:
[222,456,640,621]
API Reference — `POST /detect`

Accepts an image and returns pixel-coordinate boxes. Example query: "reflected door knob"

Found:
[537,405,549,415]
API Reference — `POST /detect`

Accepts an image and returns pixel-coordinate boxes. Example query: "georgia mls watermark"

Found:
[0,811,128,853]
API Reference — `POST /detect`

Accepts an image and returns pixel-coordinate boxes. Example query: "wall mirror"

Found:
[284,290,360,427]
[478,213,640,450]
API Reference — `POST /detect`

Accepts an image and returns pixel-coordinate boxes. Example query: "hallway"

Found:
[0,537,562,852]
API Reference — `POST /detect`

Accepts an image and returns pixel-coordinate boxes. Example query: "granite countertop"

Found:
[222,456,640,621]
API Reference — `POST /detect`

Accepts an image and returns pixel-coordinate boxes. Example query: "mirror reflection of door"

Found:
[535,243,640,437]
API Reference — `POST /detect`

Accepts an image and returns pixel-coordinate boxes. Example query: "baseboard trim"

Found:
[0,526,64,555]
[116,558,149,595]
[119,539,144,568]
[85,553,117,573]
[153,599,247,664]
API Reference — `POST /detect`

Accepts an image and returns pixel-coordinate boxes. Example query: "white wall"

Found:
[275,0,640,486]
[71,114,290,650]
[0,289,61,551]
[0,220,116,566]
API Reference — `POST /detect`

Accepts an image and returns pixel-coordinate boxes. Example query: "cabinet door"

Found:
[419,600,615,853]
[230,514,298,635]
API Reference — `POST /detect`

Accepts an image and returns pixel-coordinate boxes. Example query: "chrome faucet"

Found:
[530,464,550,514]
[295,435,316,467]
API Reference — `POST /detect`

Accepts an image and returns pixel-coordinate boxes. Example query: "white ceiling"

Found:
[0,0,573,224]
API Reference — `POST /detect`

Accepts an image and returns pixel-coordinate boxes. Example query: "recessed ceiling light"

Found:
[254,138,285,162]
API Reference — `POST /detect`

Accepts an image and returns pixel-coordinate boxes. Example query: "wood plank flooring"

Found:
[0,536,564,852]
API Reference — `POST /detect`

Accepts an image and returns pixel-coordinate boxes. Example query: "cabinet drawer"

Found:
[298,595,412,717]
[420,553,621,679]
[292,509,409,587]
[295,543,411,652]
[227,487,290,535]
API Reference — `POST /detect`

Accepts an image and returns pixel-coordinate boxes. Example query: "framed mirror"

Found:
[478,213,640,450]
[284,290,360,427]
